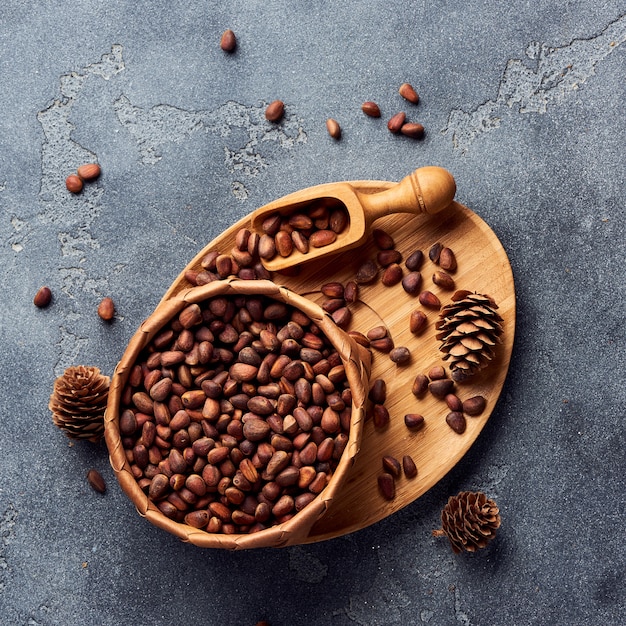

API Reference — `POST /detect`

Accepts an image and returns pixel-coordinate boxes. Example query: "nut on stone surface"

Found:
[87,469,106,494]
[97,297,115,321]
[65,174,83,193]
[387,112,406,134]
[265,100,285,122]
[34,286,52,308]
[400,122,425,139]
[398,82,419,104]
[326,118,341,139]
[77,163,101,181]
[220,29,237,52]
[361,101,381,117]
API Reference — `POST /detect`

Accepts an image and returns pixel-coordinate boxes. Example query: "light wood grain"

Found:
[159,181,515,544]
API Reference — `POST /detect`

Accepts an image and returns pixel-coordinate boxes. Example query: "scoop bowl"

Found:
[250,166,456,272]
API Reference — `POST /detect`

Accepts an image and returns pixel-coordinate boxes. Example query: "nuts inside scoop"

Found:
[256,198,350,262]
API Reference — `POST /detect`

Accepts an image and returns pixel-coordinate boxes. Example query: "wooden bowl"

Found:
[104,278,370,549]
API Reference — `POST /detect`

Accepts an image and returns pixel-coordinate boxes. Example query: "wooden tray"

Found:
[160,181,515,543]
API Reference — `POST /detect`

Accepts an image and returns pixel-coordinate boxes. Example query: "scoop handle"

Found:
[357,166,456,222]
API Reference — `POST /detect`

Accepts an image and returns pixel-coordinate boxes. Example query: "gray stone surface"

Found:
[1,2,625,624]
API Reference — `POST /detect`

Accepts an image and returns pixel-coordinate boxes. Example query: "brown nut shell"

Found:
[87,469,106,494]
[77,163,101,181]
[34,286,52,308]
[326,118,341,139]
[400,123,425,139]
[97,297,115,321]
[220,29,237,52]
[399,83,419,104]
[65,174,83,193]
[387,112,406,134]
[265,100,285,122]
[361,101,381,117]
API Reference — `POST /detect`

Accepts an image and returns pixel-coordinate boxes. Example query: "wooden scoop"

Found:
[250,166,456,272]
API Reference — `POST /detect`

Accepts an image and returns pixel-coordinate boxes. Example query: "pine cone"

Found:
[433,491,501,553]
[435,290,504,382]
[49,366,110,442]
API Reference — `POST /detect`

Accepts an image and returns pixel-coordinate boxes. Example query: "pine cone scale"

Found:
[434,491,501,553]
[49,365,110,442]
[436,291,504,382]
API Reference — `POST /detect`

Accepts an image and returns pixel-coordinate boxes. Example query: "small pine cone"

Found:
[49,366,110,442]
[435,290,503,382]
[433,491,501,553]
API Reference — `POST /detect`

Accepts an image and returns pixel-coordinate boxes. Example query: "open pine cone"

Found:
[433,491,501,553]
[436,290,504,382]
[49,366,110,442]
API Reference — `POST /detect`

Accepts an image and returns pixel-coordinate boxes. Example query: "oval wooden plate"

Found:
[160,181,515,544]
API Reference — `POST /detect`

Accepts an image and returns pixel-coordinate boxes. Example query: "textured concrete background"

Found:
[1,1,625,624]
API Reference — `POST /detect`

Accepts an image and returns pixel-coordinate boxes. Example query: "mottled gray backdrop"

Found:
[1,2,624,625]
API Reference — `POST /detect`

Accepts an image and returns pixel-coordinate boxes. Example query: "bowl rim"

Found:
[104,278,370,549]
